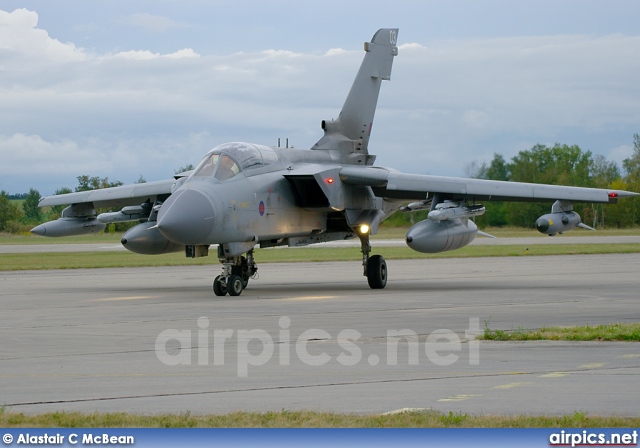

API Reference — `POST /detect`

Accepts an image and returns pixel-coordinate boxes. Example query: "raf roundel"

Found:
[259,201,265,216]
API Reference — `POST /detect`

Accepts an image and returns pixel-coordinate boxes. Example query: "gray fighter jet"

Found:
[32,29,638,296]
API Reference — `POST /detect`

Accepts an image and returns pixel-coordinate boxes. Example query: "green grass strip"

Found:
[1,243,640,271]
[480,323,640,341]
[0,409,638,428]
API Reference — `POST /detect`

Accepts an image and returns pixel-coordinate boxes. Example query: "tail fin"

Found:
[311,28,398,165]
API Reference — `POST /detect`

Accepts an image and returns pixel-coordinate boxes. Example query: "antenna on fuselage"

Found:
[277,138,290,148]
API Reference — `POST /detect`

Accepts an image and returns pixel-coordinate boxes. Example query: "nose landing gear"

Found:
[213,249,258,297]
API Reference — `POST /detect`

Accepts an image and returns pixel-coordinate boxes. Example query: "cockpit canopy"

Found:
[190,142,279,182]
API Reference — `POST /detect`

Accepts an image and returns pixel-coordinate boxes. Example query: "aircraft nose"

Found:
[157,189,215,245]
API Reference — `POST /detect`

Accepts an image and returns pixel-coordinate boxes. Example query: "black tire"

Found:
[232,257,250,289]
[367,255,387,289]
[213,275,227,296]
[228,274,244,296]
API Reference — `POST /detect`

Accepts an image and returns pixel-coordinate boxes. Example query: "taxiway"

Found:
[1,254,639,415]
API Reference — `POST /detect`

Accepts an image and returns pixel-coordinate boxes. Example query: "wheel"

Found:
[367,255,387,289]
[232,257,250,289]
[213,275,227,296]
[227,274,244,296]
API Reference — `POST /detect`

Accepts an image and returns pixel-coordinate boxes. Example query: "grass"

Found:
[480,322,640,342]
[2,243,640,271]
[2,226,640,245]
[0,231,124,245]
[0,410,638,428]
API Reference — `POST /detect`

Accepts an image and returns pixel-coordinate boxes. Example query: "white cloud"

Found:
[0,8,84,62]
[165,48,200,59]
[0,133,106,192]
[107,48,200,60]
[325,48,347,56]
[121,13,190,33]
[1,7,639,195]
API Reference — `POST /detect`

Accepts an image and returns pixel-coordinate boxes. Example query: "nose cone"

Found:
[535,217,550,233]
[31,224,46,236]
[157,189,215,245]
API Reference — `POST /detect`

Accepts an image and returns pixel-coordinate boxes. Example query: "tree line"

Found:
[469,135,640,228]
[2,143,639,235]
[384,134,640,229]
[1,165,195,234]
[0,175,126,233]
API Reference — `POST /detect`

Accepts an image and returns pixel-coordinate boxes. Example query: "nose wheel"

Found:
[213,275,228,296]
[213,250,258,297]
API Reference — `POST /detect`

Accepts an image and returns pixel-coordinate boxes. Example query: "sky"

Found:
[1,1,639,195]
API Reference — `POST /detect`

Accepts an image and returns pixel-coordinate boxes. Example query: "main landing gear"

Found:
[359,232,387,289]
[212,235,387,297]
[213,249,258,297]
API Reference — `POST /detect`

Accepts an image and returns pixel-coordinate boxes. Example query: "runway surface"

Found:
[1,254,639,415]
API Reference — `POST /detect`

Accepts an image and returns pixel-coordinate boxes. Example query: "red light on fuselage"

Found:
[325,178,334,184]
[608,192,618,198]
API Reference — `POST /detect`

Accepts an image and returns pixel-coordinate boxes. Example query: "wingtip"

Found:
[608,190,640,198]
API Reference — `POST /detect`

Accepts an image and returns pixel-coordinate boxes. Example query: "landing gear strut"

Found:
[213,249,258,297]
[359,233,387,289]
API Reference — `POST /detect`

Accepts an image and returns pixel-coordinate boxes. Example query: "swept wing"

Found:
[339,166,636,203]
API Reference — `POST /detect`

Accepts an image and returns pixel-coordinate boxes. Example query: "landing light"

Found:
[359,224,370,234]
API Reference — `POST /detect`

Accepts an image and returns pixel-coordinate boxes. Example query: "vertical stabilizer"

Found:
[312,28,398,165]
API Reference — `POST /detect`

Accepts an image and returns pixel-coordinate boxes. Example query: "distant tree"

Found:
[49,187,73,219]
[22,188,42,223]
[472,153,509,227]
[608,133,640,227]
[174,164,194,175]
[0,190,23,232]
[7,193,28,200]
[505,144,595,227]
[135,175,147,184]
[474,153,509,180]
[588,155,623,228]
[622,133,640,178]
[75,175,123,192]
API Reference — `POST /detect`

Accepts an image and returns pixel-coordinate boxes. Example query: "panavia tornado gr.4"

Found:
[33,29,638,296]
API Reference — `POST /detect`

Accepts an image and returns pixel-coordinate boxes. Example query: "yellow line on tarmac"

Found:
[492,382,533,390]
[92,295,157,302]
[287,295,339,301]
[539,372,570,378]
[579,362,608,369]
[437,394,482,402]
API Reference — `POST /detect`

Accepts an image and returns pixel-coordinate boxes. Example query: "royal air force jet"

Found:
[32,29,638,296]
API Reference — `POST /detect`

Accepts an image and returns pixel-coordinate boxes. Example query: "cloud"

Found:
[1,8,639,195]
[0,8,84,62]
[108,48,200,60]
[120,13,190,33]
[0,133,105,193]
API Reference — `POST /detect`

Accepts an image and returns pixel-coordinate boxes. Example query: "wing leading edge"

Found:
[38,178,176,209]
[339,166,638,203]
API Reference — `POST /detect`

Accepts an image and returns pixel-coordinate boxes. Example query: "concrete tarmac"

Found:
[1,254,639,415]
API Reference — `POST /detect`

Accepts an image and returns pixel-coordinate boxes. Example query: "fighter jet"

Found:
[32,29,638,296]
